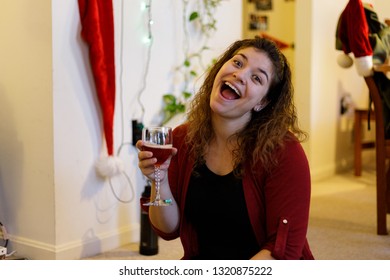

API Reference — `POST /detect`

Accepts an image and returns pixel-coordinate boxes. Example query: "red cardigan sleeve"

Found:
[251,139,312,259]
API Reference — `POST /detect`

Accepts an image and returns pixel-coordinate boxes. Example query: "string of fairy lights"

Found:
[111,0,154,203]
[137,0,153,123]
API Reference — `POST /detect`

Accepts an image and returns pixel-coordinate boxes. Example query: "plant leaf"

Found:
[163,94,176,104]
[165,104,178,112]
[184,60,191,67]
[189,12,199,21]
[182,91,192,99]
[177,104,186,112]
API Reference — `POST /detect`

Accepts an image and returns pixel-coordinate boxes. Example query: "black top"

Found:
[184,164,260,260]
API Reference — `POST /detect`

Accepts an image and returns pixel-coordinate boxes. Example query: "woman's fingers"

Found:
[138,156,157,170]
[135,140,143,150]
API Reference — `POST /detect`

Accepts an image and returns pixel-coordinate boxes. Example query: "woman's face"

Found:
[210,47,274,124]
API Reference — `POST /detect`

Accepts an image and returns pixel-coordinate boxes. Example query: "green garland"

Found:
[162,0,224,124]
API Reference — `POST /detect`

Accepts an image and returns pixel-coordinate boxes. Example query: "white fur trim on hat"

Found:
[95,155,124,178]
[337,53,354,68]
[355,55,373,77]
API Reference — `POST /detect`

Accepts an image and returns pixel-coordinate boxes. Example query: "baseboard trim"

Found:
[8,223,139,260]
[311,164,336,183]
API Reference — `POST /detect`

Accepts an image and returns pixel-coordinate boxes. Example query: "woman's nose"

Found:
[233,70,246,84]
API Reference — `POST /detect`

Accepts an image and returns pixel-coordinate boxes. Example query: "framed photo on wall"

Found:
[249,14,268,31]
[255,0,272,11]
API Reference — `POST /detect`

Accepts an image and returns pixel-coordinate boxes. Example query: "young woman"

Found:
[137,37,314,260]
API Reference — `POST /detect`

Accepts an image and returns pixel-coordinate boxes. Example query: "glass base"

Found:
[143,199,172,207]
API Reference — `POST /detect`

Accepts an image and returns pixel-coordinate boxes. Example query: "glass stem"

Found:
[154,166,161,203]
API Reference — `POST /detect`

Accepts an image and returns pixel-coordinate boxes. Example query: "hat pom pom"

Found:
[337,53,353,68]
[355,55,373,77]
[95,155,124,178]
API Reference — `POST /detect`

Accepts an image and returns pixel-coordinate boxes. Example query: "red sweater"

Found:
[154,124,314,260]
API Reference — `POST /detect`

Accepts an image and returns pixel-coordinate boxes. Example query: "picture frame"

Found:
[248,14,268,31]
[255,0,272,11]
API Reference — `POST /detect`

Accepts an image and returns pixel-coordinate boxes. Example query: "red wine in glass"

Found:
[142,144,173,166]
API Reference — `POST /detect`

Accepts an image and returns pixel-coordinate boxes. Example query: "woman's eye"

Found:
[253,75,262,84]
[233,59,242,67]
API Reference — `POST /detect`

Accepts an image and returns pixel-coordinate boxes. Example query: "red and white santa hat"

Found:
[337,0,374,77]
[78,0,124,178]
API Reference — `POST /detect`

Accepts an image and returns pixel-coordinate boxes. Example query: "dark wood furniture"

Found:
[364,64,390,235]
[354,108,375,176]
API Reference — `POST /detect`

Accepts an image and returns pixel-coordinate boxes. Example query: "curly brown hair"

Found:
[185,36,307,174]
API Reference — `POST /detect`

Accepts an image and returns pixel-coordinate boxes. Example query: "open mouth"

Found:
[220,82,241,100]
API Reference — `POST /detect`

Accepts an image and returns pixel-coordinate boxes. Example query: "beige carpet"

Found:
[307,171,390,259]
[82,238,183,260]
[84,151,390,260]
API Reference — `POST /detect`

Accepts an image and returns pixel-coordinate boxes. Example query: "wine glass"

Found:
[142,126,173,206]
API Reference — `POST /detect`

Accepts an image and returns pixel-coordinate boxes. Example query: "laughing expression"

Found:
[210,47,273,123]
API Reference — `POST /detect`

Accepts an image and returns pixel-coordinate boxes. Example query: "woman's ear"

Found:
[254,104,263,112]
[254,100,269,112]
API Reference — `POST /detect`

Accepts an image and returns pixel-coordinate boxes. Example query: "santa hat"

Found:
[336,0,374,77]
[259,32,292,50]
[78,0,124,178]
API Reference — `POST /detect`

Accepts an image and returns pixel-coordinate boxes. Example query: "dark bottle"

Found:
[139,185,158,255]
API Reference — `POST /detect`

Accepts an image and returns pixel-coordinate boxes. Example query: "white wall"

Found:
[303,0,358,179]
[0,0,55,258]
[0,0,242,259]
